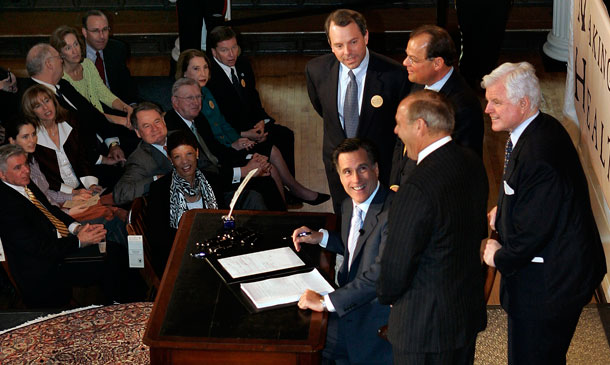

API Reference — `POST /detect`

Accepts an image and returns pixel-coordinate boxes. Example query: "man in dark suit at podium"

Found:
[378,90,488,364]
[292,138,393,364]
[306,9,410,212]
[482,62,607,364]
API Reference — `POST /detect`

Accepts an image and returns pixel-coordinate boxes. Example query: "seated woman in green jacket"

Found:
[50,25,133,129]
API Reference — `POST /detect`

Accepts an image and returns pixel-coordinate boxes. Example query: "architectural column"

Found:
[543,0,571,62]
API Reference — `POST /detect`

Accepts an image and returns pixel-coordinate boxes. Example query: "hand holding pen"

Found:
[291,226,323,252]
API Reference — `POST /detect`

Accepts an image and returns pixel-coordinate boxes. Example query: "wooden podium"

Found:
[143,210,337,364]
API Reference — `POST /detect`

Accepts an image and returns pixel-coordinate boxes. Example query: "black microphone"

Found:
[359,228,365,235]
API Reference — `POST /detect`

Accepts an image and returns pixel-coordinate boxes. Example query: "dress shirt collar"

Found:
[36,122,72,151]
[213,56,237,82]
[31,77,58,93]
[86,43,103,61]
[151,142,168,157]
[417,135,452,164]
[339,48,370,84]
[2,180,27,198]
[174,110,195,129]
[352,180,379,218]
[425,67,453,91]
[510,110,539,147]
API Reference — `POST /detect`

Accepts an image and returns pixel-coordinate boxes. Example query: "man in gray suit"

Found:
[293,138,392,364]
[113,102,269,207]
[377,90,488,364]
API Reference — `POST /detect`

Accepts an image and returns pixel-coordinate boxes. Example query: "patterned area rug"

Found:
[0,302,152,364]
[0,304,607,364]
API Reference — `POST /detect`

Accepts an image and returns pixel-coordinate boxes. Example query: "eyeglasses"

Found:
[45,55,63,63]
[404,55,433,65]
[87,26,111,35]
[175,95,202,102]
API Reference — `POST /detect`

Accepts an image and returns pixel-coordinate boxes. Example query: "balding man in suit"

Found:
[378,90,488,364]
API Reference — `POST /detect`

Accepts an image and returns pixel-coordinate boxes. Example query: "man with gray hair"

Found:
[482,62,606,363]
[378,90,488,364]
[0,144,129,307]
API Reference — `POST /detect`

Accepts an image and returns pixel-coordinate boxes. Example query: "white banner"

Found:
[574,0,610,204]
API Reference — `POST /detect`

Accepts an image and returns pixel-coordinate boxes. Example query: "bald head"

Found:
[25,43,63,84]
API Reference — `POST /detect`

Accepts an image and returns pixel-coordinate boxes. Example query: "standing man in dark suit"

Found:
[205,26,296,176]
[0,144,128,308]
[378,90,488,364]
[82,10,138,105]
[293,138,393,364]
[482,62,607,364]
[390,25,484,191]
[306,9,410,212]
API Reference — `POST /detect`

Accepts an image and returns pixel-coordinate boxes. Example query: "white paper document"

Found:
[240,269,335,309]
[218,246,305,278]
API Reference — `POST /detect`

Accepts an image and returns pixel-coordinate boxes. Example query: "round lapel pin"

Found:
[371,95,383,108]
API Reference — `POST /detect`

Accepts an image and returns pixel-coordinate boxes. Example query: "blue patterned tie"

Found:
[343,70,359,138]
[503,136,513,176]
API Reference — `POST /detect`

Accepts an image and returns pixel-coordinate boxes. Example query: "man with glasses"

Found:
[163,77,284,210]
[390,25,484,191]
[82,10,138,104]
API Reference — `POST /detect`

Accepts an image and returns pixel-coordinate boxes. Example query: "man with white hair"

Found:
[482,62,606,364]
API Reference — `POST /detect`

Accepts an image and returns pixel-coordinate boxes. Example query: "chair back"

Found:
[127,197,160,296]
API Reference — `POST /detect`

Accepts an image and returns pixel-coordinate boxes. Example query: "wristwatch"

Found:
[319,298,327,311]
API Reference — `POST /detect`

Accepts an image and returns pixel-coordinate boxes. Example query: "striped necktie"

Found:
[24,186,69,237]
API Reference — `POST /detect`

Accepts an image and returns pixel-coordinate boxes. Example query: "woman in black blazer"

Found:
[21,84,103,195]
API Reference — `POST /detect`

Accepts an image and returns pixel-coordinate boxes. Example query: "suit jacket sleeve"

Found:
[494,159,565,276]
[113,145,168,205]
[0,183,79,261]
[305,63,324,118]
[377,184,433,304]
[329,209,389,317]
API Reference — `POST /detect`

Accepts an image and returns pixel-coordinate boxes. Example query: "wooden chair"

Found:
[0,241,24,308]
[126,197,160,299]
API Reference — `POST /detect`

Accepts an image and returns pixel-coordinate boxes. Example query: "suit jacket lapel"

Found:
[327,59,342,135]
[351,188,387,265]
[497,114,540,218]
[359,57,384,138]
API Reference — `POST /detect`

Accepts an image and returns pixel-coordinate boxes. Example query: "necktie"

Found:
[503,136,513,176]
[343,70,359,138]
[25,186,70,237]
[190,123,219,166]
[231,68,245,101]
[55,85,63,99]
[347,206,363,270]
[95,51,107,85]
